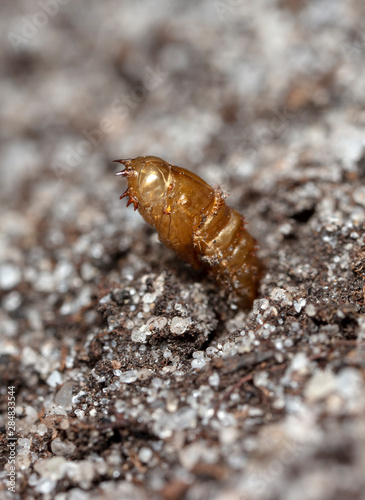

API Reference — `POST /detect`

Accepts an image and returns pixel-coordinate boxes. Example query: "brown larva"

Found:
[115,156,262,308]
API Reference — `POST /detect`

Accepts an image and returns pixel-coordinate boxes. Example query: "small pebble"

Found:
[170,317,191,335]
[0,264,21,290]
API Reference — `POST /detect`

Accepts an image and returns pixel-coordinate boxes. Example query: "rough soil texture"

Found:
[1,1,365,499]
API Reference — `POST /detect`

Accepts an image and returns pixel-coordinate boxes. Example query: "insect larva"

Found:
[115,156,262,308]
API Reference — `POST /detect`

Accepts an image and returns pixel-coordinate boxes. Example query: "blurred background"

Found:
[2,0,364,203]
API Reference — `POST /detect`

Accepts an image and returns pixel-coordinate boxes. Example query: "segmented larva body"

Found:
[115,156,261,308]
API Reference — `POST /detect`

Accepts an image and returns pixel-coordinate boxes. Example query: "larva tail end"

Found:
[113,159,132,166]
[114,159,134,177]
[120,188,129,200]
[120,188,139,210]
[115,170,133,177]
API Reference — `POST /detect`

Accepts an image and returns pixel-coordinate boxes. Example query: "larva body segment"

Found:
[115,156,261,308]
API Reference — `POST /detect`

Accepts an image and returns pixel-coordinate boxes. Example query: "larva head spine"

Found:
[115,156,171,209]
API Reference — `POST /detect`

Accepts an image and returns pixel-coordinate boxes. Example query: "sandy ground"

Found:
[1,1,365,499]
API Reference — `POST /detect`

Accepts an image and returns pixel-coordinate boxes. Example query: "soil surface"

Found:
[1,1,365,499]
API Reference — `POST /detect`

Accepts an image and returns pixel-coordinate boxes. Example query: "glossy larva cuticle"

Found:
[115,155,262,308]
